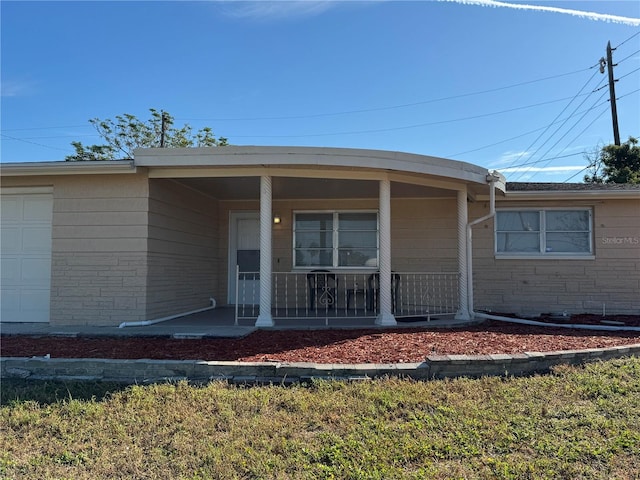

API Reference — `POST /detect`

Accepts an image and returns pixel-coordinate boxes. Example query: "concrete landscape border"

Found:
[2,344,639,385]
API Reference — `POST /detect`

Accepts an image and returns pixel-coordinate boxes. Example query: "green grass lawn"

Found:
[1,357,639,479]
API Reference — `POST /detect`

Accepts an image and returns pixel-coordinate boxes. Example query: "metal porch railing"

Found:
[234,270,460,325]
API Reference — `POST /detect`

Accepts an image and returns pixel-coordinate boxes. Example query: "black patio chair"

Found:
[367,272,401,313]
[307,270,337,309]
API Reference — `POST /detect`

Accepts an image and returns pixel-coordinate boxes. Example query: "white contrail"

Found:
[440,0,640,26]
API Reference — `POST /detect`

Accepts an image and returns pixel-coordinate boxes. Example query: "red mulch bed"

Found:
[2,316,639,364]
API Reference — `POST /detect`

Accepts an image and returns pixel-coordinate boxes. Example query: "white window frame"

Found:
[495,207,594,259]
[293,210,379,269]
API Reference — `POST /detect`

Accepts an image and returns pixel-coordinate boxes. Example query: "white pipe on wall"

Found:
[118,298,217,328]
[467,173,499,316]
[474,311,640,332]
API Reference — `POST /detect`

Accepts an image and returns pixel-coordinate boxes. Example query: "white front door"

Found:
[229,212,260,304]
[1,192,53,323]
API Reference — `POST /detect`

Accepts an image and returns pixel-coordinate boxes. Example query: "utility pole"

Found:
[600,41,620,146]
[160,111,167,148]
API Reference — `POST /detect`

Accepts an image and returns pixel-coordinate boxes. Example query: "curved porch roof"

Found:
[135,146,505,199]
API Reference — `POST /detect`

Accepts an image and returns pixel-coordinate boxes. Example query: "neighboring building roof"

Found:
[507,182,640,191]
[501,182,640,200]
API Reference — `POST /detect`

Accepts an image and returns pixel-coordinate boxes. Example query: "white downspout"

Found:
[467,172,499,318]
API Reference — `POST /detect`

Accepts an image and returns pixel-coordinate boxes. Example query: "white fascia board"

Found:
[0,161,136,176]
[134,146,491,186]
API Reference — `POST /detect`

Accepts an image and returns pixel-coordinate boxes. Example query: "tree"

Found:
[65,108,228,161]
[584,137,640,184]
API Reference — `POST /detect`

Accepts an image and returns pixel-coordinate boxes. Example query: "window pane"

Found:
[497,211,539,231]
[339,213,377,231]
[295,213,333,231]
[338,248,378,267]
[546,232,590,253]
[339,231,377,248]
[496,232,540,252]
[295,249,333,267]
[295,231,333,249]
[546,210,589,231]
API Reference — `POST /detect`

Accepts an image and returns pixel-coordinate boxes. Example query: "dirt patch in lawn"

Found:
[2,316,639,364]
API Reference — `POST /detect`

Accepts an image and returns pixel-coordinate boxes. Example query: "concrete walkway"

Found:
[0,307,471,339]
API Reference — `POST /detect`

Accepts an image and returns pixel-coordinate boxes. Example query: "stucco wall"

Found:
[471,197,640,316]
[146,179,219,319]
[1,173,150,326]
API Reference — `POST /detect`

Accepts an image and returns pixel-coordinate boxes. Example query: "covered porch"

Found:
[137,146,503,328]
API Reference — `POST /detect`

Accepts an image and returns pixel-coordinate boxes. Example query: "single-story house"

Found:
[1,146,638,327]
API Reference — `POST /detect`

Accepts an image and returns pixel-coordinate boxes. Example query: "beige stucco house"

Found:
[1,146,638,327]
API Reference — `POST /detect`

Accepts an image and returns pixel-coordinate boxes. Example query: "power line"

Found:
[561,165,591,183]
[501,151,587,169]
[512,94,608,181]
[1,124,90,133]
[511,97,609,181]
[614,31,640,49]
[552,86,640,183]
[222,93,597,139]
[616,49,640,65]
[501,68,602,173]
[617,87,640,100]
[175,67,598,122]
[11,134,101,140]
[447,100,613,157]
[498,101,610,173]
[535,106,609,174]
[617,67,640,81]
[0,133,71,152]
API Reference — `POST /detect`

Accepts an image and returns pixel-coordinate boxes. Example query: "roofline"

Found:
[0,160,136,176]
[500,190,640,200]
[134,146,496,188]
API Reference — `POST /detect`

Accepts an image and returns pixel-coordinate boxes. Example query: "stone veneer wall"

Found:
[49,173,150,325]
[471,197,640,316]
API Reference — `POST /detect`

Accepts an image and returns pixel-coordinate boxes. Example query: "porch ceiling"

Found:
[174,177,457,200]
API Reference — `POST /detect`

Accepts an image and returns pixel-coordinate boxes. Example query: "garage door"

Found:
[1,192,53,323]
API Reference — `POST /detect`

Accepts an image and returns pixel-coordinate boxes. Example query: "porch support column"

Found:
[455,187,471,320]
[376,178,397,326]
[255,175,274,327]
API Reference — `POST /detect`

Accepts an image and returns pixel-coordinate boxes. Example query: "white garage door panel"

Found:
[0,289,19,312]
[0,289,50,323]
[21,258,52,284]
[1,257,19,282]
[1,198,20,221]
[0,193,52,323]
[22,289,51,310]
[1,227,21,254]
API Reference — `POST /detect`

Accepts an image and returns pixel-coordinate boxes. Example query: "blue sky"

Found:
[1,1,639,182]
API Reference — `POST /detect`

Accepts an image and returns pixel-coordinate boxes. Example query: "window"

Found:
[496,209,592,256]
[294,211,378,268]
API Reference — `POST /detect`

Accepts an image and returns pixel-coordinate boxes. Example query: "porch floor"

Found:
[1,307,471,339]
